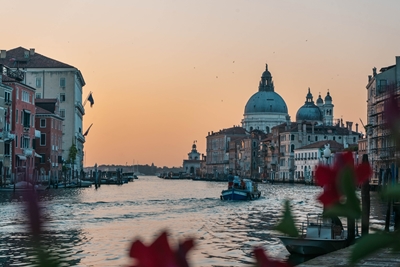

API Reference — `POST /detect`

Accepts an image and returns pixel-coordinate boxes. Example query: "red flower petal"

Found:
[315,165,336,186]
[355,163,372,184]
[253,247,292,267]
[317,185,341,207]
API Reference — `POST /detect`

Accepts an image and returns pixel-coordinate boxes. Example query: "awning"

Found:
[34,152,42,158]
[23,109,31,114]
[17,155,27,160]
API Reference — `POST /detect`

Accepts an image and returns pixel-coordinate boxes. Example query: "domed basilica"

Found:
[242,65,335,133]
[241,64,289,133]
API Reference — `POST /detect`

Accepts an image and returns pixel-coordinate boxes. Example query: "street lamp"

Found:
[323,144,331,165]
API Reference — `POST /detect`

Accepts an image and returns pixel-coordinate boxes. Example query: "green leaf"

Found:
[350,232,396,264]
[381,184,400,199]
[274,200,299,237]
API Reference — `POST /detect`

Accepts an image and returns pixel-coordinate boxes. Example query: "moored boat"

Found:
[220,177,261,200]
[278,213,348,255]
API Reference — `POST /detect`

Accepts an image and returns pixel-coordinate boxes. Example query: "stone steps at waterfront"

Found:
[297,246,400,267]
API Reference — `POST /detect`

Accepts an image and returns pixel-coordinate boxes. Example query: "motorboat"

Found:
[278,213,348,255]
[220,177,261,200]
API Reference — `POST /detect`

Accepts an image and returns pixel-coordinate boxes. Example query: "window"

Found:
[22,137,30,149]
[40,154,46,163]
[4,143,10,155]
[266,126,270,133]
[291,134,294,141]
[291,144,295,153]
[40,133,46,146]
[60,78,66,88]
[16,109,18,123]
[36,77,42,88]
[60,93,66,102]
[22,91,30,103]
[315,136,318,141]
[5,91,11,103]
[15,135,18,147]
[23,110,31,127]
[36,93,42,99]
[60,109,65,118]
[40,119,46,128]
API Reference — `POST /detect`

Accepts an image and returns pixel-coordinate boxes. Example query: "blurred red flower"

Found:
[253,247,292,267]
[129,231,194,267]
[315,151,372,207]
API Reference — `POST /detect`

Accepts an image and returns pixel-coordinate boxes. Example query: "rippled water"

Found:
[0,176,388,267]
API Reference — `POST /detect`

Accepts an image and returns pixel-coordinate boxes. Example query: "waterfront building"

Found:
[34,98,64,183]
[242,64,289,133]
[0,47,86,173]
[366,56,400,187]
[0,74,14,185]
[182,141,205,177]
[205,126,247,178]
[294,140,344,183]
[1,74,38,183]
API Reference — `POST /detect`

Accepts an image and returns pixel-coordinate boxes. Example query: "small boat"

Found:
[220,177,261,200]
[278,213,348,255]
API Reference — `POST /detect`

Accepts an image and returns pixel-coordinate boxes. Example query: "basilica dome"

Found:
[296,88,323,122]
[244,64,288,115]
[244,91,288,114]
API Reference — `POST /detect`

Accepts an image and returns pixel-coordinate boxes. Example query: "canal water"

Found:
[0,176,388,267]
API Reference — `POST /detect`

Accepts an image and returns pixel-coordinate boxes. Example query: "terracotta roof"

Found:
[296,140,344,151]
[0,47,74,68]
[36,106,52,115]
[35,98,58,104]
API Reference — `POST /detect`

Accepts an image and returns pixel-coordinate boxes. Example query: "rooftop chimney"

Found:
[0,50,6,59]
[368,75,372,82]
[373,67,377,77]
[29,48,35,56]
[356,123,359,133]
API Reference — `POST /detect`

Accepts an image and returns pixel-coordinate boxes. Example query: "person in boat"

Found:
[331,216,344,238]
[240,179,246,189]
[233,175,240,188]
[228,171,234,189]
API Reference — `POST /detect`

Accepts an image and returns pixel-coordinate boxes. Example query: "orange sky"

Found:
[2,0,400,167]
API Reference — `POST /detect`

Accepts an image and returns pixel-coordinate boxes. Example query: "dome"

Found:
[296,88,323,122]
[296,105,323,122]
[325,91,332,101]
[316,94,323,105]
[244,91,288,114]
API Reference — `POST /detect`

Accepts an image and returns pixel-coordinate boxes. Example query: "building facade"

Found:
[35,98,64,184]
[0,74,14,185]
[183,141,205,176]
[0,47,86,173]
[366,56,400,186]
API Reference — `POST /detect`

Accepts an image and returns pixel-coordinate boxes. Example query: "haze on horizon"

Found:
[2,0,400,168]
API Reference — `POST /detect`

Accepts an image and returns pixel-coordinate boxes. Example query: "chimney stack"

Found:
[348,122,353,132]
[29,48,35,56]
[356,123,359,133]
[0,50,6,59]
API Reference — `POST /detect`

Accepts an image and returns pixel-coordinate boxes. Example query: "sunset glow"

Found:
[2,0,400,167]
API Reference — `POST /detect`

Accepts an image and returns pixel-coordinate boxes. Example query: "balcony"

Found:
[3,131,15,142]
[4,99,12,106]
[75,101,85,115]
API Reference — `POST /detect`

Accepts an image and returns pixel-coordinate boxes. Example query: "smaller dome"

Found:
[295,88,323,122]
[296,106,323,122]
[316,94,323,105]
[325,91,332,102]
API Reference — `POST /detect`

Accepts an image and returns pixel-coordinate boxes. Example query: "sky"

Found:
[1,0,400,168]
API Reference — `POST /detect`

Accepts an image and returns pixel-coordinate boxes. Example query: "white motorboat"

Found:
[278,213,348,255]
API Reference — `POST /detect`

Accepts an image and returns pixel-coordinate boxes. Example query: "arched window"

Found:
[266,126,270,133]
[291,144,295,153]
